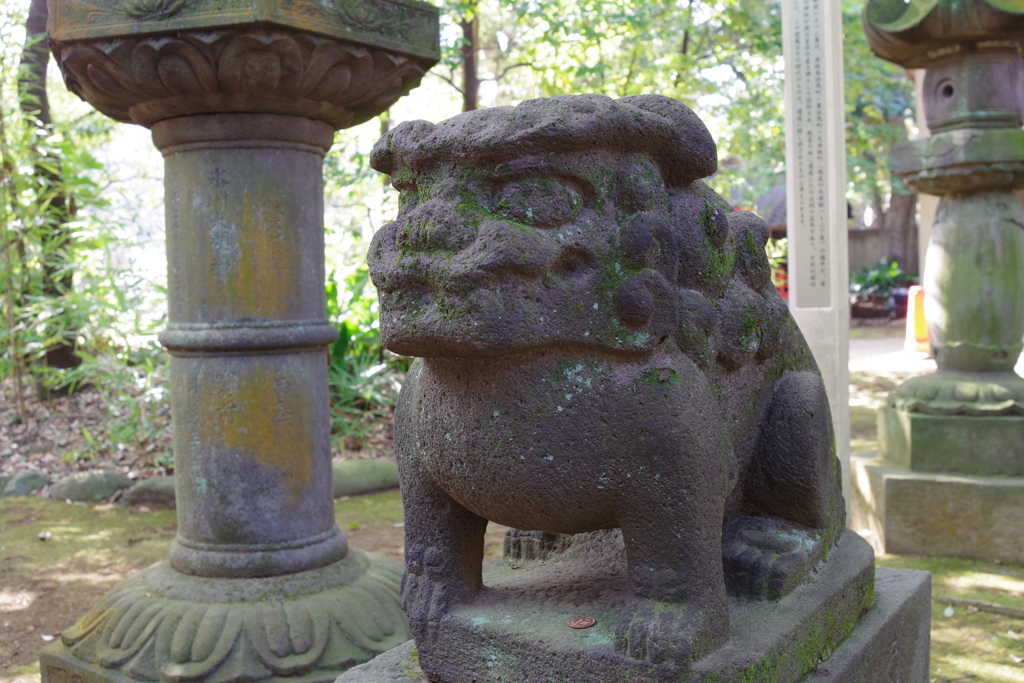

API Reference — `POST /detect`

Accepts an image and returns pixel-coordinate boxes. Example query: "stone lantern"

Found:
[854,0,1024,561]
[39,1,438,682]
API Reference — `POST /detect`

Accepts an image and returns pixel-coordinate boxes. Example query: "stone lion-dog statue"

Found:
[367,93,844,671]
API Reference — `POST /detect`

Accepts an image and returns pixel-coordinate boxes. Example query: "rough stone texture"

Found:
[878,406,1024,476]
[335,640,420,683]
[1,471,50,497]
[367,94,873,681]
[336,566,931,683]
[413,531,873,682]
[804,569,931,682]
[48,470,133,502]
[332,460,400,498]
[120,476,177,508]
[41,551,408,683]
[49,0,439,62]
[860,0,1024,562]
[851,453,1024,563]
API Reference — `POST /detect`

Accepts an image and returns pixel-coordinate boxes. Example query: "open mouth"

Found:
[378,242,599,299]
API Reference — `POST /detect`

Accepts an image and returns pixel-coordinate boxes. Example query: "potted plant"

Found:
[849,259,914,318]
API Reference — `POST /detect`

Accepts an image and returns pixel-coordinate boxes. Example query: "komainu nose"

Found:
[454,220,561,282]
[393,200,477,254]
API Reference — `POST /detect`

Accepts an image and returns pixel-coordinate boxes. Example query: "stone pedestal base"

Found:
[39,551,410,683]
[851,453,1024,562]
[879,406,1024,477]
[336,569,930,683]
[337,534,930,683]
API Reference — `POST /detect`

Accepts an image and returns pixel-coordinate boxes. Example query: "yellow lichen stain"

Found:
[237,188,291,319]
[196,363,314,505]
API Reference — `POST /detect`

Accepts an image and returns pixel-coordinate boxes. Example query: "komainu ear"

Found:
[613,270,679,338]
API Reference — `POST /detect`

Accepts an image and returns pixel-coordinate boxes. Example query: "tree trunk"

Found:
[19,0,81,389]
[460,5,480,112]
[883,190,919,276]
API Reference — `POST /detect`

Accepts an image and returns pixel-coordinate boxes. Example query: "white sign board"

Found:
[782,0,851,507]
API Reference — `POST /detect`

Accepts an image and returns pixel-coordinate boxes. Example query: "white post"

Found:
[782,0,851,509]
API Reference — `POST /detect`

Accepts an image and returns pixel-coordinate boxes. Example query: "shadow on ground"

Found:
[3,495,1024,682]
[0,492,507,682]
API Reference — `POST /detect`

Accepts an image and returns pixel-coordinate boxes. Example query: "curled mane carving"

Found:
[370,93,791,374]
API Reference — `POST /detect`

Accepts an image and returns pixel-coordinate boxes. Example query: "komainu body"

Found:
[368,94,844,668]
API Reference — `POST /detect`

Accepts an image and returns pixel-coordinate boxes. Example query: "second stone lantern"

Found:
[39,1,438,682]
[854,0,1024,562]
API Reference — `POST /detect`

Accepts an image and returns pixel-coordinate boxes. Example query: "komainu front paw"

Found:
[402,544,476,636]
[614,599,727,666]
[722,516,824,600]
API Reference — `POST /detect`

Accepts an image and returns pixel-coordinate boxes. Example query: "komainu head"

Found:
[369,94,786,366]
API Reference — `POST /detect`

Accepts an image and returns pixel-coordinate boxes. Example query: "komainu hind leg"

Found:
[723,370,845,600]
[503,529,574,562]
[502,528,622,563]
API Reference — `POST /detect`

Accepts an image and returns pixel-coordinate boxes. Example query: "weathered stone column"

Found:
[39,3,438,682]
[852,0,1024,562]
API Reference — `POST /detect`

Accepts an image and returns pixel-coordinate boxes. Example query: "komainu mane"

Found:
[369,94,844,671]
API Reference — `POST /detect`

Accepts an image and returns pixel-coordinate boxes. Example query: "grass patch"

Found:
[879,554,1024,682]
[7,492,1024,681]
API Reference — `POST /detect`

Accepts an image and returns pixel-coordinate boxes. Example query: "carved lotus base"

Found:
[51,28,429,128]
[39,551,410,683]
[887,371,1024,416]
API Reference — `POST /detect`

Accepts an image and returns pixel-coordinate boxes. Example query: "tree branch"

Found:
[431,70,465,96]
[493,62,532,81]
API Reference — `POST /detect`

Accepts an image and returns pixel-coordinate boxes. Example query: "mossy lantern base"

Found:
[39,1,438,682]
[856,0,1024,560]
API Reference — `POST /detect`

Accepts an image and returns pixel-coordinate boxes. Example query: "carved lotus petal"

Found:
[56,554,408,683]
[889,373,1024,415]
[51,29,431,129]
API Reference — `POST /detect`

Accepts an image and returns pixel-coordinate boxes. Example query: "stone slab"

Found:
[120,476,176,508]
[49,0,440,62]
[48,470,133,502]
[340,531,879,683]
[336,568,930,683]
[1,471,50,497]
[851,453,1024,562]
[332,460,399,498]
[800,568,930,682]
[878,406,1024,476]
[418,531,873,683]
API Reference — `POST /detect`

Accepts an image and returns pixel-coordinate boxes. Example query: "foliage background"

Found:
[1,0,918,464]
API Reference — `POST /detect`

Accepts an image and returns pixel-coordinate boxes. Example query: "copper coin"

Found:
[567,616,596,629]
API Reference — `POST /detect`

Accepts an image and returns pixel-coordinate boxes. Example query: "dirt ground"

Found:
[0,491,507,681]
[0,382,172,486]
[6,489,1024,683]
[0,378,394,498]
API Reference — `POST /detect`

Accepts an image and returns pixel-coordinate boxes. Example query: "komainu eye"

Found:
[493,177,582,228]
